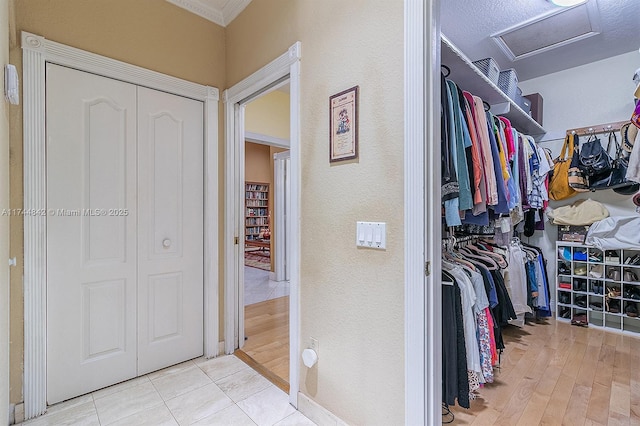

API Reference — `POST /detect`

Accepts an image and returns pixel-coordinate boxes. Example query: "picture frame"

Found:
[329,85,359,162]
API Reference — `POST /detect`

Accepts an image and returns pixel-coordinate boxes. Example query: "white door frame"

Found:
[273,151,290,282]
[404,0,441,425]
[223,42,301,407]
[21,31,219,419]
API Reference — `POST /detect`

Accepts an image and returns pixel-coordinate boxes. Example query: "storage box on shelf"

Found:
[440,35,545,138]
[556,242,640,334]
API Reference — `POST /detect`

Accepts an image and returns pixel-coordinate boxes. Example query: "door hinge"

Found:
[425,261,431,276]
[235,237,239,245]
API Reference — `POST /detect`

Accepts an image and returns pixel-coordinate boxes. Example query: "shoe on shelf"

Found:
[625,302,639,317]
[629,287,640,300]
[559,293,571,304]
[561,310,571,319]
[574,279,587,292]
[573,251,588,262]
[589,250,603,262]
[624,270,639,282]
[575,298,587,308]
[589,264,604,278]
[607,269,621,281]
[624,254,640,265]
[591,282,604,294]
[608,299,621,313]
[571,314,588,327]
[607,287,622,298]
[558,247,572,262]
[574,266,587,276]
[589,302,603,311]
[558,263,571,275]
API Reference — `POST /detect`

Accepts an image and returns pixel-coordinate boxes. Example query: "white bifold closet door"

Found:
[46,64,203,404]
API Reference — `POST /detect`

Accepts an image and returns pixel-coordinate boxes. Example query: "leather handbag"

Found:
[579,134,612,177]
[549,134,577,201]
[567,134,589,192]
[588,131,640,194]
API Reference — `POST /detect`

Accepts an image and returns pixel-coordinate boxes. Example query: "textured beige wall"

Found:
[227,1,405,424]
[9,0,226,404]
[1,0,11,421]
[245,90,290,140]
[245,142,272,183]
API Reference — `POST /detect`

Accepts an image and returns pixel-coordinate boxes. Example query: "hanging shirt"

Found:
[486,112,510,214]
[443,79,462,227]
[505,241,533,315]
[447,80,473,212]
[463,92,488,215]
[472,96,498,206]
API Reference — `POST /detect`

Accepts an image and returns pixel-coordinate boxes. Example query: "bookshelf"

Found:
[245,182,270,247]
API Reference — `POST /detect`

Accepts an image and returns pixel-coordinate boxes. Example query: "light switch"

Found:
[356,221,386,249]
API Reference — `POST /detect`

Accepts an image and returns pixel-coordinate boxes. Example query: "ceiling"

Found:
[441,0,640,81]
[166,0,251,27]
[167,0,640,81]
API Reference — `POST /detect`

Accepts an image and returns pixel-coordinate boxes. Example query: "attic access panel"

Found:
[492,2,601,61]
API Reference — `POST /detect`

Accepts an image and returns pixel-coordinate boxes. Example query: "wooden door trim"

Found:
[21,31,219,420]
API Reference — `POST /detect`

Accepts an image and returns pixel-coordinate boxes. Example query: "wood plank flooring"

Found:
[237,295,289,392]
[450,318,640,425]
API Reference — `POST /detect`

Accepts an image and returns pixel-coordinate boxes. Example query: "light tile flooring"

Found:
[244,266,290,306]
[23,355,315,426]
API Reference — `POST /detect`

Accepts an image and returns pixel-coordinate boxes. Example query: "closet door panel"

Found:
[46,64,138,404]
[136,86,204,374]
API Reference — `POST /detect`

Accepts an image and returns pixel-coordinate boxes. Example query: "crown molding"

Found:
[166,0,252,27]
[221,0,252,25]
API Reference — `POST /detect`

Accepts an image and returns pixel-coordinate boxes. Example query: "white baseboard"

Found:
[297,393,348,426]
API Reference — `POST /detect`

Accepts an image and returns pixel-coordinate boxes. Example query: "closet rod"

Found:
[566,120,630,136]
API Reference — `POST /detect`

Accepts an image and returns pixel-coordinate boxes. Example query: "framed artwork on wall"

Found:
[329,85,359,162]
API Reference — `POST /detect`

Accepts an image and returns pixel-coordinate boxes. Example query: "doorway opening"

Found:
[223,43,301,407]
[235,85,292,391]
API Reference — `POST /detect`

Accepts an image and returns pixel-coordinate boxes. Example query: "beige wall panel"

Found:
[227,1,405,424]
[1,0,11,420]
[245,90,291,140]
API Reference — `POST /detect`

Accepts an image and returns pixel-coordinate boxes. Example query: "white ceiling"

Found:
[441,0,640,81]
[166,0,251,27]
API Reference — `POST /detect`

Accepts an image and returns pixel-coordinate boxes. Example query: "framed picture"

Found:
[329,85,359,162]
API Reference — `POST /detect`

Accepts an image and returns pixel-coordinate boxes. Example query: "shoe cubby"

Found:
[604,250,621,264]
[556,242,640,335]
[588,294,604,311]
[572,277,587,293]
[589,279,605,295]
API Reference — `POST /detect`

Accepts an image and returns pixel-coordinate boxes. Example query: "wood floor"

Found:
[237,295,289,392]
[450,317,640,425]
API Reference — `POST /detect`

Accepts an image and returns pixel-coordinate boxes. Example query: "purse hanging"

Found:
[548,134,577,201]
[609,130,640,194]
[567,133,589,192]
[588,131,617,191]
[579,133,612,177]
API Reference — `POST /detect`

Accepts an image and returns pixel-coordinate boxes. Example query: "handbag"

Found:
[567,134,589,192]
[579,133,612,176]
[588,131,640,194]
[608,131,640,194]
[548,134,577,201]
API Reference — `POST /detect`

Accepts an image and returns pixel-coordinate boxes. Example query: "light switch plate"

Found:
[356,221,386,249]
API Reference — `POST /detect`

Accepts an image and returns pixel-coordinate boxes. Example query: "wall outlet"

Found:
[310,337,319,356]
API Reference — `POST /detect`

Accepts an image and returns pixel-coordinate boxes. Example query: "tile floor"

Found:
[23,355,315,426]
[244,266,290,306]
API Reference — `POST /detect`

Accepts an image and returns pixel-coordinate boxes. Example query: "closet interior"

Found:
[438,3,640,421]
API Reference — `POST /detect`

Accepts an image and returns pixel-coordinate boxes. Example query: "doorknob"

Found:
[163,239,171,248]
